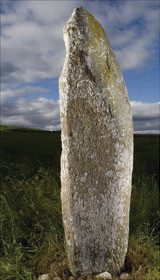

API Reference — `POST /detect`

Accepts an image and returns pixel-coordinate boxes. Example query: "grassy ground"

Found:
[0,126,159,279]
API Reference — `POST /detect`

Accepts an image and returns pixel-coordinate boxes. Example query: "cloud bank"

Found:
[131,101,160,134]
[1,98,159,134]
[1,0,159,133]
[1,98,60,131]
[1,0,159,84]
[1,86,50,103]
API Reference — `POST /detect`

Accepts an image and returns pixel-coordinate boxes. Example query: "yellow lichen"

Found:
[84,10,132,149]
[84,10,116,85]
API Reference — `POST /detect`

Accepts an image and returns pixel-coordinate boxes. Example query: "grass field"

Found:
[0,126,159,280]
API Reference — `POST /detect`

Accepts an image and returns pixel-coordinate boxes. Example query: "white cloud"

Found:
[131,101,160,119]
[1,0,159,85]
[1,98,159,134]
[1,98,60,131]
[130,101,160,134]
[1,86,50,103]
[1,1,159,133]
[116,39,150,70]
[1,1,81,84]
[87,0,159,69]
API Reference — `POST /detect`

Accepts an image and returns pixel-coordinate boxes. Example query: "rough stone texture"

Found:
[38,274,49,280]
[95,271,112,279]
[68,277,76,280]
[120,273,131,280]
[59,7,133,277]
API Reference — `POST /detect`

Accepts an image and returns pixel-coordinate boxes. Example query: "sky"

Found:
[1,0,160,133]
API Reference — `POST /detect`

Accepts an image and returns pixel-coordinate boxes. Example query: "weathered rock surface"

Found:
[120,273,131,280]
[68,277,76,280]
[38,274,49,280]
[59,7,133,277]
[95,271,112,280]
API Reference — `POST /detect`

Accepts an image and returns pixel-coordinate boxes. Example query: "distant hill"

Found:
[0,125,57,133]
[0,124,159,136]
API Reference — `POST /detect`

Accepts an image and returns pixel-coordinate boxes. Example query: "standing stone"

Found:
[59,7,133,277]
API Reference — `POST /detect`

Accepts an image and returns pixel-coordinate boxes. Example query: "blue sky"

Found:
[1,0,160,133]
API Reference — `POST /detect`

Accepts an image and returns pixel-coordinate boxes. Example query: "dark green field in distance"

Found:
[133,134,159,180]
[0,127,61,181]
[0,126,159,181]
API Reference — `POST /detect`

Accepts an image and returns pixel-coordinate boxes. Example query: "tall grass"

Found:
[130,174,159,236]
[126,232,160,280]
[0,128,159,279]
[0,168,64,279]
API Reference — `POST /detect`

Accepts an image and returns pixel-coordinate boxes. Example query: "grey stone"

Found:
[38,274,49,280]
[59,7,133,277]
[95,271,112,280]
[68,277,76,280]
[120,273,130,280]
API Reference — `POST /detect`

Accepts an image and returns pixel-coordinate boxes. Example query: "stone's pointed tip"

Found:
[73,6,84,12]
[64,6,86,32]
[71,6,87,16]
[71,6,86,18]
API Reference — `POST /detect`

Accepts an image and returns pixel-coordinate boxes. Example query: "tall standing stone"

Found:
[59,7,133,277]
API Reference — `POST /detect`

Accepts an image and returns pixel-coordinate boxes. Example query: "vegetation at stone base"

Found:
[0,126,159,280]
